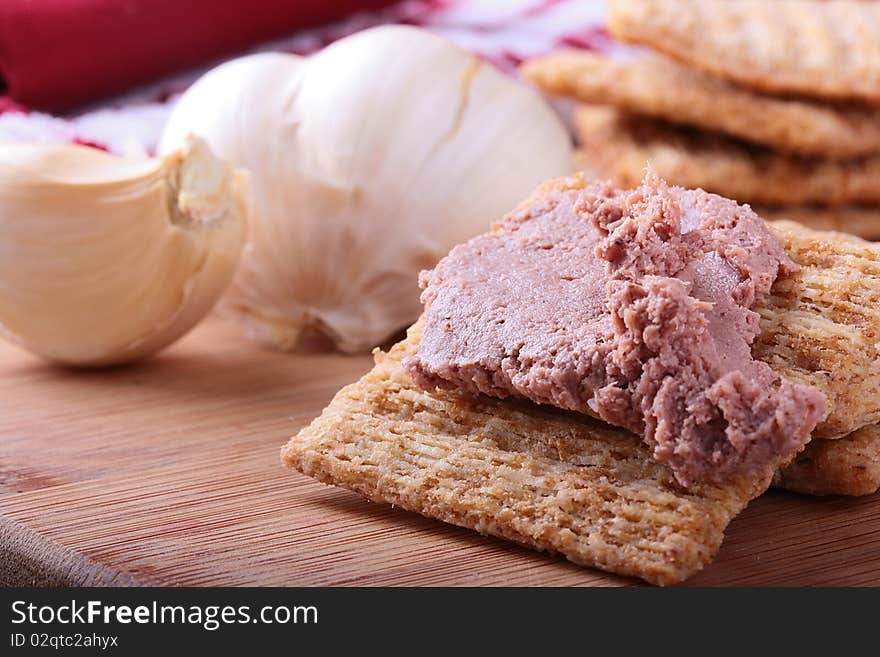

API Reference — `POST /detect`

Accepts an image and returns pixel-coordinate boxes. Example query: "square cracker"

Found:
[283,321,775,586]
[607,0,880,105]
[776,425,880,497]
[756,220,880,438]
[521,51,880,158]
[757,206,880,242]
[573,105,880,206]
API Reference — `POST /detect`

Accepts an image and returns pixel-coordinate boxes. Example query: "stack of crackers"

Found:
[284,188,880,585]
[522,0,880,240]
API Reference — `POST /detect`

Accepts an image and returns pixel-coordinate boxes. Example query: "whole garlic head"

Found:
[0,136,246,366]
[160,26,573,353]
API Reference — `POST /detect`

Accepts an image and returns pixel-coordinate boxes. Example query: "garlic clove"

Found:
[0,135,247,366]
[160,26,573,353]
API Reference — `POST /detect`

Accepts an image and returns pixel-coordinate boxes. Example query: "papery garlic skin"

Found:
[160,26,573,353]
[0,136,246,366]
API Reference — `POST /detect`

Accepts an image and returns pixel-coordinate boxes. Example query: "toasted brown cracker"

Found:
[757,220,880,438]
[284,181,880,584]
[776,425,880,497]
[573,106,880,205]
[757,205,880,242]
[522,51,880,158]
[283,321,774,586]
[607,0,880,105]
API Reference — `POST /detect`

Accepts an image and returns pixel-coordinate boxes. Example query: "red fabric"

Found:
[0,0,396,112]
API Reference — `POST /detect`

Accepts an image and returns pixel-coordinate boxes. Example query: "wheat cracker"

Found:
[522,51,880,158]
[283,321,774,586]
[574,105,880,205]
[608,0,880,105]
[755,205,880,241]
[775,425,880,497]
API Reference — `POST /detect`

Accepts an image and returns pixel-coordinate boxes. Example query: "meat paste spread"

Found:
[404,173,826,486]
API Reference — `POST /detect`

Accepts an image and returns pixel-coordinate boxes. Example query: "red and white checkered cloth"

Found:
[0,0,609,157]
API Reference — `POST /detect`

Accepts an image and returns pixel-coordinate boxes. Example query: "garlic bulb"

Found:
[0,136,246,366]
[160,26,573,353]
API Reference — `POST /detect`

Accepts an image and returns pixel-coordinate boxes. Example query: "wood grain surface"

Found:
[1,317,878,586]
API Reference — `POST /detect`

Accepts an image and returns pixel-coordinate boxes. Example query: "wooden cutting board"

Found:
[1,317,878,587]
